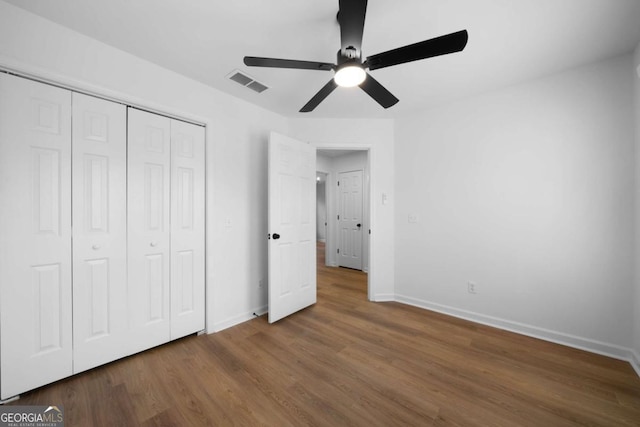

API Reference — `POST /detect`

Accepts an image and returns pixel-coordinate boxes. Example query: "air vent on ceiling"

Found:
[226,70,269,93]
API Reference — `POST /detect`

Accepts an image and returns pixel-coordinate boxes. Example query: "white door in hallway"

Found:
[268,132,316,323]
[338,170,363,270]
[72,93,129,373]
[0,74,73,399]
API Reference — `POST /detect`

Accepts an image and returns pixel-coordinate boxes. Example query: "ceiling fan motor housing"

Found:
[344,46,360,60]
[337,48,361,67]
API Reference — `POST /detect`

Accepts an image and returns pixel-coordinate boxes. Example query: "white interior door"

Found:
[72,93,128,373]
[268,132,316,323]
[338,170,363,270]
[170,119,205,339]
[0,74,73,399]
[127,107,171,353]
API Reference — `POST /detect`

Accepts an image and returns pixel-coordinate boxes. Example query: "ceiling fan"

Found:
[243,0,468,113]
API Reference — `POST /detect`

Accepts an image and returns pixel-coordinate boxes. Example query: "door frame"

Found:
[315,171,329,246]
[316,147,372,300]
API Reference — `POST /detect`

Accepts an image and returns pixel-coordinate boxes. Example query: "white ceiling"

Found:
[5,0,640,119]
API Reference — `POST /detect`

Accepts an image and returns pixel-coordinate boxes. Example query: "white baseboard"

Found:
[395,294,637,367]
[631,350,640,377]
[372,293,395,302]
[212,305,267,332]
[0,395,20,405]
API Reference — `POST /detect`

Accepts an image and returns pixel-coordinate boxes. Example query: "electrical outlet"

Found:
[467,281,477,294]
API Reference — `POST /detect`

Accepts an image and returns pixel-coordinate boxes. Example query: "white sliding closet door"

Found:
[127,108,171,354]
[170,119,205,339]
[72,93,128,373]
[0,74,73,399]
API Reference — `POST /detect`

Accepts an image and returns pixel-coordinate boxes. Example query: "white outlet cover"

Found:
[408,214,418,223]
[467,281,477,293]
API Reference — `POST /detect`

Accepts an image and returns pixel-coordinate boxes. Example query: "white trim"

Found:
[395,294,639,370]
[631,350,640,377]
[372,293,395,302]
[212,306,267,333]
[0,395,20,405]
[0,54,216,334]
[0,55,207,126]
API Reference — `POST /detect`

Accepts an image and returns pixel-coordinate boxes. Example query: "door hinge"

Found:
[337,181,340,186]
[337,214,340,220]
[337,249,340,254]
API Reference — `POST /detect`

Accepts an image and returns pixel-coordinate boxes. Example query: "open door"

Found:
[268,132,316,323]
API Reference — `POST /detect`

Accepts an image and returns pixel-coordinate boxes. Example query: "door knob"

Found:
[272,233,281,240]
[92,244,101,250]
[150,241,158,247]
[356,224,361,228]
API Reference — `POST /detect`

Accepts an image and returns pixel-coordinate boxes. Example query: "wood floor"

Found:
[8,243,640,426]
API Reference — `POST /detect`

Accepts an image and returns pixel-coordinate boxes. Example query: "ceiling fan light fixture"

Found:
[334,65,366,87]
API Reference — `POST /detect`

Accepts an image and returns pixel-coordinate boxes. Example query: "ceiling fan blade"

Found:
[365,30,468,71]
[359,73,399,109]
[300,79,339,112]
[244,56,335,71]
[338,0,368,56]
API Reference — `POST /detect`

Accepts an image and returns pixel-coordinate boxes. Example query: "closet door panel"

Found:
[0,74,72,399]
[72,93,128,373]
[127,108,171,354]
[170,119,205,339]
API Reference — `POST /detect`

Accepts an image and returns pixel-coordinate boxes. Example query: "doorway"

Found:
[316,148,370,297]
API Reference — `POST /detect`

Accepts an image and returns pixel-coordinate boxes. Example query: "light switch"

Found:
[382,193,388,205]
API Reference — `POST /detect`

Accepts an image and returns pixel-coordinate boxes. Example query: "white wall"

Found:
[316,153,332,174]
[0,2,288,332]
[395,54,636,357]
[634,42,640,371]
[289,119,395,301]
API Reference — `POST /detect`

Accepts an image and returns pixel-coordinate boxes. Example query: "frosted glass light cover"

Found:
[334,66,366,87]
